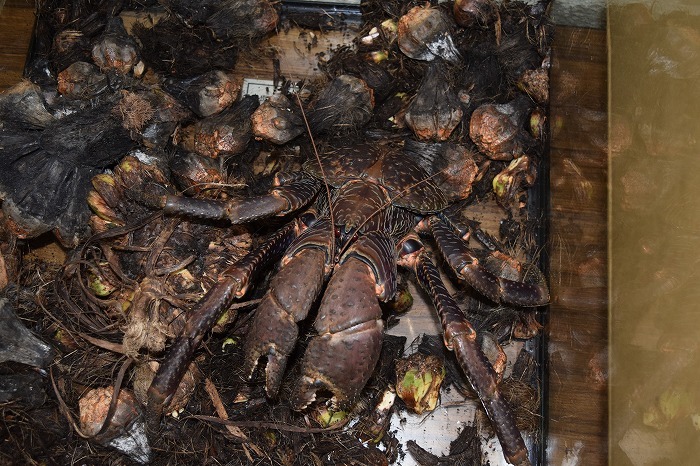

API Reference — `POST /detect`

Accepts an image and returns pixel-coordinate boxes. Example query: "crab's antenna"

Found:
[295,93,335,257]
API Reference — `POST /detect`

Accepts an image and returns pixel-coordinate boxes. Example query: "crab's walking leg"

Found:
[404,244,530,466]
[437,213,502,252]
[147,221,298,420]
[429,216,549,307]
[161,172,320,223]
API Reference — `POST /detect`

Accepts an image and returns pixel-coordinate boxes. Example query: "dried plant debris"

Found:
[407,424,481,465]
[160,0,278,40]
[0,83,135,246]
[78,386,152,464]
[132,17,240,78]
[25,0,123,81]
[0,371,49,408]
[132,0,278,78]
[0,298,55,368]
[0,0,552,465]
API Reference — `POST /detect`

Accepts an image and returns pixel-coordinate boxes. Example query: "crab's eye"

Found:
[400,238,422,256]
[274,172,291,186]
[299,212,317,227]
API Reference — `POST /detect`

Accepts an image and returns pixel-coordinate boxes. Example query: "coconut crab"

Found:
[139,139,549,466]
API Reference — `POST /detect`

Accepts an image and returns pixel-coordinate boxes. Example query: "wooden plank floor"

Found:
[0,5,609,465]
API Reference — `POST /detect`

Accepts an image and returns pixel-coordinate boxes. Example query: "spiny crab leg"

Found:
[428,216,549,307]
[146,221,298,422]
[160,172,320,223]
[400,241,530,466]
[437,212,502,252]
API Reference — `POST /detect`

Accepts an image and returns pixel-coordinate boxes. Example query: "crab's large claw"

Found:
[242,221,332,397]
[429,216,549,307]
[291,232,396,410]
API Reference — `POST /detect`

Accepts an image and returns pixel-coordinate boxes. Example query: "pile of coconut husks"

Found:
[0,1,552,464]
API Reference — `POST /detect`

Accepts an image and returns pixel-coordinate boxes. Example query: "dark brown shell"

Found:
[304,145,447,214]
[303,144,381,187]
[376,151,447,214]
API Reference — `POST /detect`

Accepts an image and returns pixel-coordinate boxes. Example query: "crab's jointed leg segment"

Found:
[429,216,549,307]
[437,212,502,252]
[162,173,320,223]
[146,221,298,420]
[408,246,530,466]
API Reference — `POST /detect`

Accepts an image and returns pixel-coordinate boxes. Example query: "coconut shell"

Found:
[57,61,109,99]
[164,70,241,118]
[251,93,304,145]
[306,75,374,136]
[453,0,496,28]
[469,96,534,161]
[162,0,278,40]
[398,5,460,64]
[176,95,258,158]
[91,17,139,74]
[404,64,464,141]
[132,19,239,78]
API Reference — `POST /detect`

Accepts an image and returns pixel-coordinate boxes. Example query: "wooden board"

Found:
[0,0,35,90]
[546,26,608,466]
